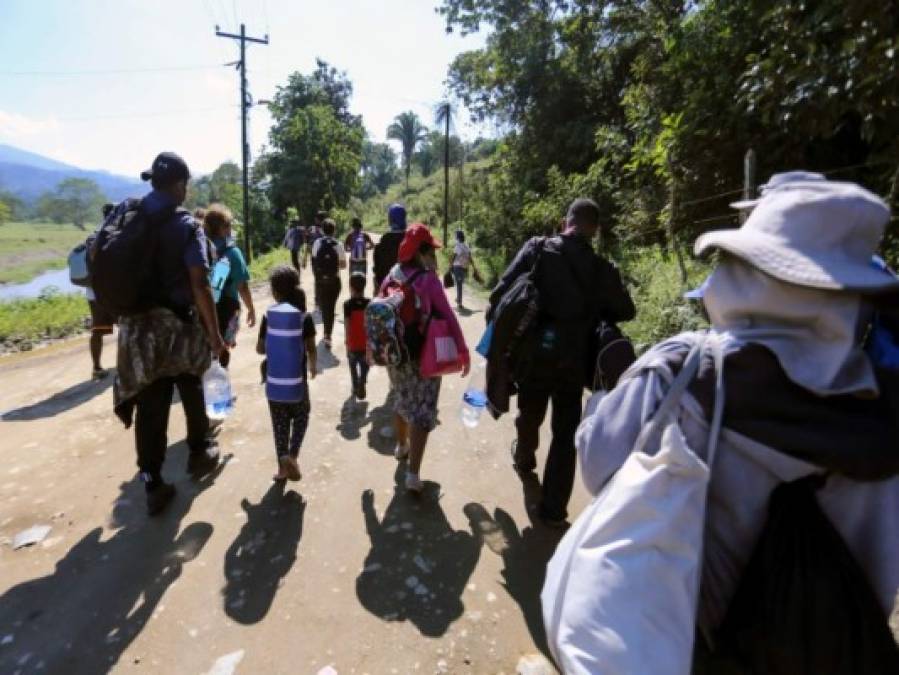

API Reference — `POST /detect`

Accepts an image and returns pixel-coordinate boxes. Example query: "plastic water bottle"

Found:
[203,359,233,421]
[461,359,488,428]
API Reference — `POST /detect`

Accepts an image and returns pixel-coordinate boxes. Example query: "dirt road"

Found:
[0,264,588,674]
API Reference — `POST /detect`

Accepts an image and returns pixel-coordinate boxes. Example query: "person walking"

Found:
[343,272,371,400]
[373,203,407,292]
[110,152,225,516]
[85,202,116,380]
[566,177,899,671]
[203,204,256,368]
[307,211,326,310]
[283,219,305,271]
[449,229,481,310]
[311,218,346,349]
[488,198,635,527]
[344,217,374,278]
[384,222,470,494]
[256,265,317,482]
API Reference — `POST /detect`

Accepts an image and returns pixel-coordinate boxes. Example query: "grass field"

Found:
[0,221,86,284]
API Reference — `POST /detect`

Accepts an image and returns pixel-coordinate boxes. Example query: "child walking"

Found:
[256,265,317,481]
[343,272,371,400]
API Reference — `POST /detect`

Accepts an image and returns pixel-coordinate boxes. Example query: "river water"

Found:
[0,268,85,301]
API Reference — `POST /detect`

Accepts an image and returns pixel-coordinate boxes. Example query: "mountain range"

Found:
[0,144,142,203]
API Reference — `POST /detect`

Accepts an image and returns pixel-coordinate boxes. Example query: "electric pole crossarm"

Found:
[215,30,268,45]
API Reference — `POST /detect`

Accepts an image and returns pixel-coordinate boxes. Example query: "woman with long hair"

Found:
[203,204,256,367]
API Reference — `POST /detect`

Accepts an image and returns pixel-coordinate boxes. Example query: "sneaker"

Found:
[146,482,176,516]
[282,455,302,481]
[187,443,221,476]
[394,442,410,461]
[324,336,332,350]
[510,440,537,477]
[405,472,423,494]
[92,367,108,381]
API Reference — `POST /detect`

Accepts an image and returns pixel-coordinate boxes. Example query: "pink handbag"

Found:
[419,317,464,378]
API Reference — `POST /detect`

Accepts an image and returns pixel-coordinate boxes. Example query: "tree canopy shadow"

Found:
[222,481,305,625]
[356,466,482,637]
[464,503,564,664]
[1,375,113,421]
[0,441,226,674]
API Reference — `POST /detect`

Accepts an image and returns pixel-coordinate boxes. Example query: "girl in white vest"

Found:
[256,265,318,481]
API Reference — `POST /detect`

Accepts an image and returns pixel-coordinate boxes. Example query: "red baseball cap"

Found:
[398,222,441,263]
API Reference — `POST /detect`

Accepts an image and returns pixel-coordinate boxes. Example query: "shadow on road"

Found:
[365,390,397,456]
[337,396,371,441]
[356,466,482,637]
[0,441,226,674]
[222,481,306,625]
[1,375,113,421]
[464,503,563,664]
[316,341,340,371]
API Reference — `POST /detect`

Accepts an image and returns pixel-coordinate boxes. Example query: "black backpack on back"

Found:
[374,231,403,282]
[314,237,340,277]
[90,197,177,317]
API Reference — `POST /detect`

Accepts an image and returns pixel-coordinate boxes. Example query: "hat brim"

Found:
[728,198,760,210]
[695,230,899,293]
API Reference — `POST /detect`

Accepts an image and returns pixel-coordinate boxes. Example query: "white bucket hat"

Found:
[729,170,826,210]
[695,178,899,293]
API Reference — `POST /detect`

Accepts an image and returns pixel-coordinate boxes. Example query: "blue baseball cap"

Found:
[387,203,407,232]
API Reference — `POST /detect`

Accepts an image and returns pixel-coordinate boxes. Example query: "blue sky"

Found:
[0,0,488,177]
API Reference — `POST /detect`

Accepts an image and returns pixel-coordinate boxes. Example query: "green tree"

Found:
[36,178,106,228]
[0,199,10,225]
[263,61,365,222]
[360,140,399,198]
[387,111,428,188]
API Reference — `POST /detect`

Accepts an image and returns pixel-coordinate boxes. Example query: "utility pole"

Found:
[741,148,757,224]
[216,23,268,262]
[443,112,450,248]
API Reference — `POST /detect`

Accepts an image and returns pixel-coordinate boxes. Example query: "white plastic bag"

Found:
[542,338,724,675]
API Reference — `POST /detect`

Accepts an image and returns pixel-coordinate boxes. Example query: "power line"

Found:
[57,105,239,123]
[0,64,224,77]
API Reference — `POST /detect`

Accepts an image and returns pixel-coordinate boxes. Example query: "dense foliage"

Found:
[261,60,366,223]
[438,0,899,264]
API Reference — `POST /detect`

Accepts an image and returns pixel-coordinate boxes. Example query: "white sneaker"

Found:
[394,442,410,460]
[405,472,423,494]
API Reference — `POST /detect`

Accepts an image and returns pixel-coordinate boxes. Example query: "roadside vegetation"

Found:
[0,290,88,350]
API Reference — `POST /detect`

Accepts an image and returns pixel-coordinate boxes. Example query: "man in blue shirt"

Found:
[120,152,227,516]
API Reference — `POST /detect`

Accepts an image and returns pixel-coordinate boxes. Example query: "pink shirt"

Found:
[402,264,470,363]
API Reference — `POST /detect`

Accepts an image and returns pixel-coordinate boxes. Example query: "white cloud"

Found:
[0,109,61,139]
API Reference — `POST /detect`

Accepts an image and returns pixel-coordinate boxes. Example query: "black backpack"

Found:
[90,197,177,316]
[373,232,403,282]
[488,238,546,376]
[717,475,899,674]
[314,237,340,277]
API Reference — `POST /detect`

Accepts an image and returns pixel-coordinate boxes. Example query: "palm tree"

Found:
[387,111,428,190]
[435,101,455,247]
